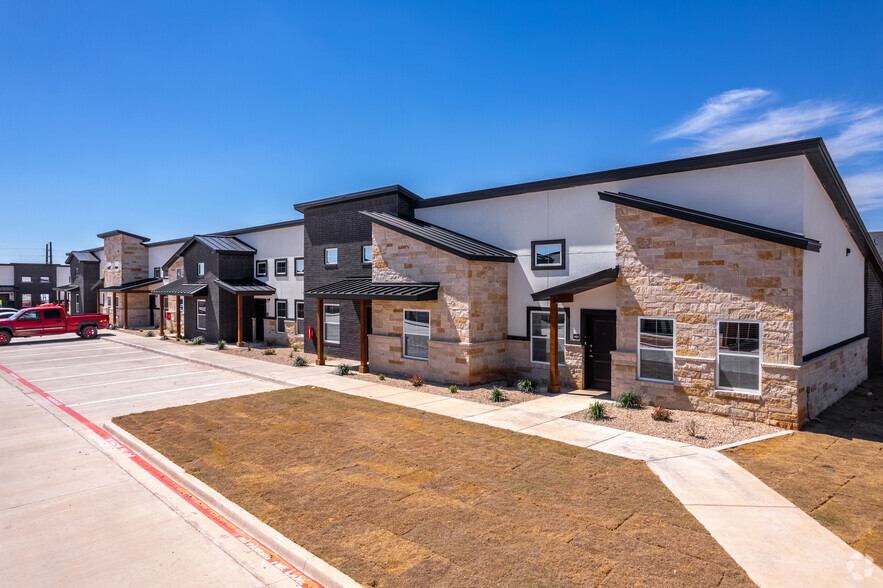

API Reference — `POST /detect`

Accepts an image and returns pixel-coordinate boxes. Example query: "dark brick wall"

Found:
[303,191,413,360]
[866,261,882,376]
[13,263,59,307]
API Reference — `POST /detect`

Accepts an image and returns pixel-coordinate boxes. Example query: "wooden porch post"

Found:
[359,299,369,373]
[113,293,118,325]
[236,294,243,347]
[96,291,101,315]
[316,298,325,365]
[548,297,560,394]
[123,292,129,330]
[175,297,181,341]
[158,295,165,336]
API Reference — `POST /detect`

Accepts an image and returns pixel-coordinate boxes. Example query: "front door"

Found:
[254,299,266,342]
[147,295,156,326]
[582,310,616,390]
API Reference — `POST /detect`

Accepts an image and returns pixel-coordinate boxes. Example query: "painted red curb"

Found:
[0,363,323,588]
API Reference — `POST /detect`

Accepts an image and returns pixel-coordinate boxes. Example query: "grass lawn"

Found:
[114,386,753,587]
[727,383,883,564]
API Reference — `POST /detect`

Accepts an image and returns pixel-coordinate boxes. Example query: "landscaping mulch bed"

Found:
[115,386,753,587]
[567,403,785,449]
[727,383,883,565]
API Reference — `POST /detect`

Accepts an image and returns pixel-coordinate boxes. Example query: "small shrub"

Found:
[217,340,226,350]
[491,386,506,402]
[504,373,516,387]
[262,348,276,355]
[322,353,329,360]
[652,406,672,421]
[617,390,642,409]
[516,379,535,394]
[378,374,386,381]
[686,418,699,437]
[159,335,169,341]
[589,401,607,420]
[409,374,425,387]
[290,342,301,352]
[144,330,154,337]
[108,324,118,330]
[294,355,307,367]
[448,384,458,393]
[191,336,205,345]
[336,363,352,375]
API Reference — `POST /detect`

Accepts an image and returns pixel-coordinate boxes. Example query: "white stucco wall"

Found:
[0,264,13,285]
[235,225,305,311]
[148,242,187,277]
[56,265,69,286]
[801,162,865,355]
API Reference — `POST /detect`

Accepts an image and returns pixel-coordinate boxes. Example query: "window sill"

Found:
[715,389,762,401]
[638,377,674,385]
[403,355,429,361]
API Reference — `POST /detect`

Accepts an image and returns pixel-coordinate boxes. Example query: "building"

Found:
[55,248,104,314]
[0,263,68,308]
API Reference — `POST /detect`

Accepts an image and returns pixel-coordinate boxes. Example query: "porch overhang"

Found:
[305,277,439,301]
[153,279,209,297]
[531,267,619,301]
[53,284,78,292]
[101,277,163,293]
[215,278,276,296]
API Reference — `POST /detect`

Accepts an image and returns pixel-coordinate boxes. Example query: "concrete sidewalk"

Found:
[107,332,882,588]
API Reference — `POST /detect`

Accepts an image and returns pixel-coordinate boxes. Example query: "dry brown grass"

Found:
[115,386,753,587]
[727,383,883,564]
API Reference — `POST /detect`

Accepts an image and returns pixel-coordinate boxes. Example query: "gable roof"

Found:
[65,251,99,264]
[361,211,516,263]
[162,235,256,270]
[96,229,150,242]
[145,219,305,248]
[599,191,822,251]
[294,185,421,213]
[305,277,439,301]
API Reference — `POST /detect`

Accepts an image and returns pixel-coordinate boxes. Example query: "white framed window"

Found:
[403,310,430,360]
[638,317,675,382]
[22,294,32,307]
[325,248,338,265]
[39,294,50,304]
[255,260,268,277]
[275,258,287,276]
[362,245,373,264]
[197,262,205,277]
[114,260,119,270]
[295,300,304,335]
[101,293,106,305]
[176,268,182,279]
[106,261,111,270]
[21,276,31,283]
[40,276,49,283]
[530,309,566,364]
[531,240,566,270]
[323,303,340,343]
[75,294,80,314]
[295,258,304,275]
[154,267,161,278]
[196,299,206,330]
[276,299,287,333]
[717,321,761,392]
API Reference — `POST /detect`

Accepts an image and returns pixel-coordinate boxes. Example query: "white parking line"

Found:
[0,343,112,358]
[49,370,218,393]
[69,379,255,407]
[5,351,141,366]
[30,363,187,382]
[17,355,165,374]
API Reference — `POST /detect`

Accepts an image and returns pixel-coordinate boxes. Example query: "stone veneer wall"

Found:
[506,340,584,390]
[368,225,509,385]
[103,234,148,288]
[801,338,867,419]
[262,317,304,348]
[613,204,808,428]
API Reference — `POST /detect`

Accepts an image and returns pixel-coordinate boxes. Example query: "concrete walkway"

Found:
[107,332,882,588]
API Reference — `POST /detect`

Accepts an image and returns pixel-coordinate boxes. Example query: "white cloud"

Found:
[657,88,771,141]
[845,171,883,212]
[827,113,883,160]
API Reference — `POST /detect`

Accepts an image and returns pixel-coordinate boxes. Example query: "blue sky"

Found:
[2,1,882,262]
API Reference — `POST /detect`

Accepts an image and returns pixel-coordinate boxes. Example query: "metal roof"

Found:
[66,251,99,264]
[598,191,822,252]
[360,211,516,263]
[153,279,209,296]
[96,229,150,242]
[294,185,421,213]
[90,279,104,291]
[306,277,439,301]
[53,284,79,292]
[531,267,619,301]
[101,277,163,293]
[161,235,255,270]
[0,285,19,293]
[215,278,276,295]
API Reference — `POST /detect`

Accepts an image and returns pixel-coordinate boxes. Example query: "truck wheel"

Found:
[81,326,99,339]
[0,331,10,345]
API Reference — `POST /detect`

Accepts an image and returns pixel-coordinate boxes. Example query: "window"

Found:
[403,310,430,360]
[101,293,106,305]
[176,268,182,279]
[323,304,340,343]
[638,318,675,382]
[295,300,304,335]
[325,248,338,265]
[154,267,161,278]
[39,294,50,304]
[20,309,38,320]
[531,240,566,270]
[275,299,287,333]
[274,258,287,276]
[295,258,304,275]
[106,261,111,270]
[362,245,373,264]
[44,308,62,320]
[72,268,78,279]
[40,276,49,283]
[114,260,119,270]
[196,299,206,330]
[22,294,32,307]
[75,294,80,314]
[163,297,168,313]
[197,262,205,277]
[21,276,31,283]
[255,260,268,277]
[717,321,761,392]
[530,309,566,364]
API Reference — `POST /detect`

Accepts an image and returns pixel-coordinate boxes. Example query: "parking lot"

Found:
[0,334,300,587]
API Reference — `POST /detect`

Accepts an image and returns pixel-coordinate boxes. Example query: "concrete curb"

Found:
[104,421,362,588]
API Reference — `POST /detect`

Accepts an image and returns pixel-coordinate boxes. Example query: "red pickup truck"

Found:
[0,305,109,345]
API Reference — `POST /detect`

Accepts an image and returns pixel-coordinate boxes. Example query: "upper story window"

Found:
[531,240,566,270]
[106,261,111,270]
[255,260,268,277]
[114,260,119,270]
[154,267,161,279]
[275,258,287,276]
[21,276,31,283]
[717,321,761,392]
[325,248,338,266]
[176,268,182,279]
[362,245,373,264]
[638,317,675,382]
[197,262,205,277]
[40,276,49,283]
[295,258,304,275]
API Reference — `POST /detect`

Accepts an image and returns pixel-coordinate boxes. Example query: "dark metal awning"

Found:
[53,284,78,292]
[306,277,439,301]
[153,279,209,296]
[215,278,276,296]
[531,267,619,301]
[102,277,163,293]
[90,279,104,291]
[0,285,19,293]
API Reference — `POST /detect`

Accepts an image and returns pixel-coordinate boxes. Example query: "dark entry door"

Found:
[581,310,616,390]
[148,295,156,326]
[254,299,266,342]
